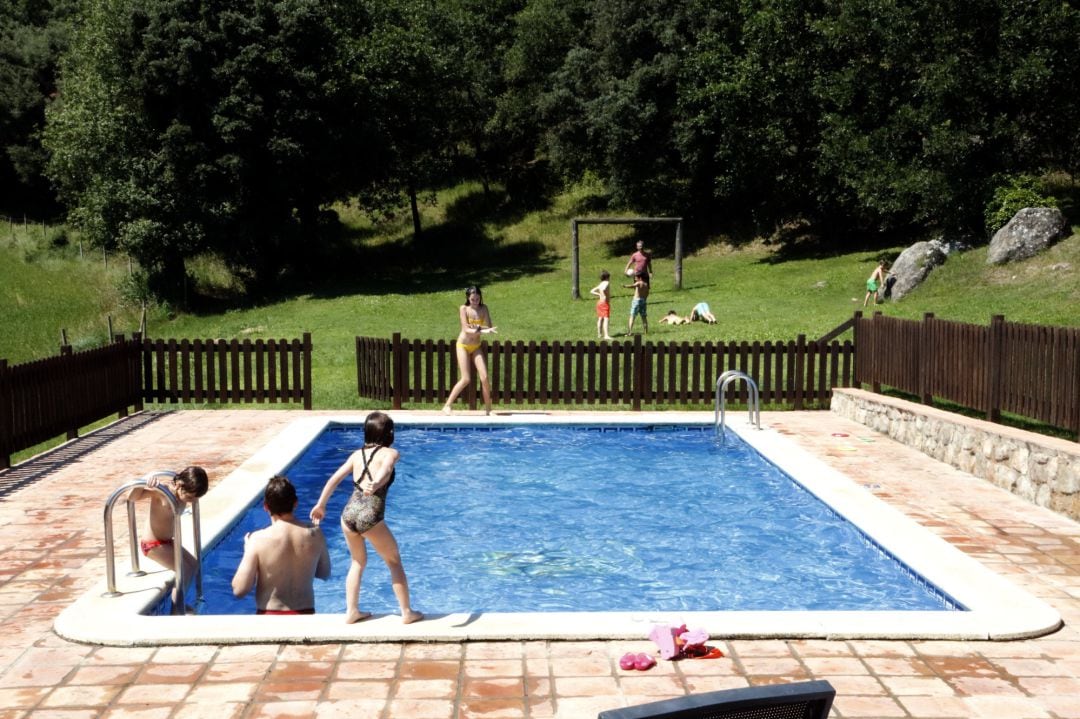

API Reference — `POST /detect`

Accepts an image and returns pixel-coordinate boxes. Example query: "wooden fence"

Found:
[0,337,142,469]
[1,333,313,468]
[856,313,1080,440]
[141,334,312,409]
[357,333,855,411]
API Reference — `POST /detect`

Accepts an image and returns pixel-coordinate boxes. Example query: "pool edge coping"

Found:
[54,411,1063,646]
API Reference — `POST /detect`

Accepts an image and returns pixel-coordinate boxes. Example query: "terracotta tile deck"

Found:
[0,409,1078,718]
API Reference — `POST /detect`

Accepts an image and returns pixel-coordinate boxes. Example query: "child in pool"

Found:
[129,466,208,609]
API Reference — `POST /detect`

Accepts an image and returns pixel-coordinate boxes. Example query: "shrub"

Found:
[984,175,1058,236]
[117,269,155,308]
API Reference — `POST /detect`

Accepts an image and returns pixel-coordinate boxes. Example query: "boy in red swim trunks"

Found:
[232,475,331,614]
[130,466,208,608]
[589,270,614,340]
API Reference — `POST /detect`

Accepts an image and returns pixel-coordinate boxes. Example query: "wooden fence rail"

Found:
[0,337,142,469]
[141,333,313,409]
[356,333,855,411]
[856,313,1080,440]
[1,333,313,468]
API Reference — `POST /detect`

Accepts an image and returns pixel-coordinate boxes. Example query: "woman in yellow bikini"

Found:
[443,286,497,414]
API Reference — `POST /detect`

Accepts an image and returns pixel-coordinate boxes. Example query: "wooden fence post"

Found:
[855,308,864,386]
[632,334,644,411]
[571,220,580,300]
[391,333,403,410]
[0,359,10,470]
[302,332,313,410]
[113,334,128,419]
[674,221,684,290]
[59,344,78,440]
[793,334,806,410]
[987,315,1005,423]
[131,333,144,412]
[871,312,883,394]
[920,312,935,405]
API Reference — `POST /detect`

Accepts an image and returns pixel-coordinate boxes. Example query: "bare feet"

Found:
[402,609,424,624]
[345,611,372,624]
[441,404,452,415]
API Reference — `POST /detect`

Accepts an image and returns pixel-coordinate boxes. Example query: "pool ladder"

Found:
[102,471,203,614]
[714,370,761,436]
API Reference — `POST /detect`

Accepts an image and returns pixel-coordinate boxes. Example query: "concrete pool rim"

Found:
[55,411,1063,646]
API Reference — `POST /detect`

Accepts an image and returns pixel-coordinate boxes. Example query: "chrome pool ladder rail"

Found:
[714,370,761,436]
[102,470,203,613]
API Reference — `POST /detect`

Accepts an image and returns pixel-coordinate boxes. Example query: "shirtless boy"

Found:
[624,270,650,334]
[589,270,614,340]
[232,475,331,614]
[130,466,209,607]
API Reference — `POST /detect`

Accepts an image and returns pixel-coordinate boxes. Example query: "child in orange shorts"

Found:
[589,270,614,340]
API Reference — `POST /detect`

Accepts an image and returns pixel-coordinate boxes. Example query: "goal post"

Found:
[570,217,683,299]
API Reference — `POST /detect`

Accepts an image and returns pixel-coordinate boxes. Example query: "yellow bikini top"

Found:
[467,314,485,327]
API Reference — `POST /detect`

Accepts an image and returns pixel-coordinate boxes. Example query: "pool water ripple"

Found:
[195,425,961,615]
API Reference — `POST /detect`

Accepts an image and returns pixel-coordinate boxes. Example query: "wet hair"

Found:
[600,270,610,281]
[364,411,395,447]
[463,285,484,305]
[264,475,297,515]
[175,466,209,498]
[667,309,678,315]
[636,270,649,284]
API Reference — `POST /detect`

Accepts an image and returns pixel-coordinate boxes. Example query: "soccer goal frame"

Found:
[570,217,683,299]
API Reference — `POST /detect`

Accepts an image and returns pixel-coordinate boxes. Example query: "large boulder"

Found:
[888,240,949,300]
[987,207,1068,265]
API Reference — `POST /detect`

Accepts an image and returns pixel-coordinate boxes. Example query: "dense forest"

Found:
[2,0,1078,297]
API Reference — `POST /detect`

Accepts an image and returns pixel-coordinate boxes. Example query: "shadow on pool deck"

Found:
[0,411,170,499]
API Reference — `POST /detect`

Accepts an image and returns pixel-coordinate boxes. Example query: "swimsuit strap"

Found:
[354,446,381,491]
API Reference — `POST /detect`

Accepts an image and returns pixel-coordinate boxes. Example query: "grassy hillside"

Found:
[0,226,145,361]
[2,182,1078,410]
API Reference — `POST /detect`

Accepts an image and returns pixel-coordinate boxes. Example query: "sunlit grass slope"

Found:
[2,181,1077,410]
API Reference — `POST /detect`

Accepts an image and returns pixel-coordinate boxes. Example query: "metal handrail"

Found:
[715,371,761,436]
[102,471,202,613]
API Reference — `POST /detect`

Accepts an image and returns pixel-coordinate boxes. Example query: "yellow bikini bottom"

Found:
[457,341,481,353]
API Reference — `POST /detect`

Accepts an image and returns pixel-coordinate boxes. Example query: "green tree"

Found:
[494,0,588,201]
[812,0,1080,235]
[437,0,525,195]
[674,0,823,226]
[349,0,467,237]
[0,0,75,216]
[45,0,377,297]
[535,0,689,211]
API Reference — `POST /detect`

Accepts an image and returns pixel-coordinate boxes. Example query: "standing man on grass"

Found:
[624,239,653,280]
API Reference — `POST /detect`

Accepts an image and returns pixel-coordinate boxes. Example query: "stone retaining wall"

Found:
[831,388,1080,522]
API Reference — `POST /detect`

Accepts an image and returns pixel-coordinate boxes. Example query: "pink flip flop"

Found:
[619,652,637,670]
[634,653,656,670]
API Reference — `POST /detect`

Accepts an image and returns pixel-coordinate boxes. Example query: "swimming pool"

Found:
[196,424,961,615]
[55,412,1063,645]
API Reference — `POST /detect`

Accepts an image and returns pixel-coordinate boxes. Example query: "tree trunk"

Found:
[408,181,422,238]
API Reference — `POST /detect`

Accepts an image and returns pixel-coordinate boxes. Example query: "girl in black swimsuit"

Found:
[341,445,394,533]
[310,412,423,624]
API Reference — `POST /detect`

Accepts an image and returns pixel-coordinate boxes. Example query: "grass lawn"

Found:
[3,181,1079,413]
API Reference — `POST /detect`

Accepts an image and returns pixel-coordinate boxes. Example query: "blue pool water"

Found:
[193,425,963,615]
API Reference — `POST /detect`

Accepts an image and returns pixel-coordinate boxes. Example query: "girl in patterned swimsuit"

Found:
[310,412,423,625]
[442,285,497,414]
